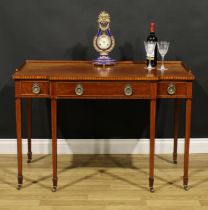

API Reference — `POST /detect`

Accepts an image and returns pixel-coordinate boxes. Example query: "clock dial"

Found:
[97,35,111,50]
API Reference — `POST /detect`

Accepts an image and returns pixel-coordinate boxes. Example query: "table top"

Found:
[13,60,195,81]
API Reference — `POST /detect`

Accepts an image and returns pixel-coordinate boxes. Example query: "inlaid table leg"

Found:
[173,99,180,164]
[149,99,156,192]
[51,99,58,192]
[26,98,32,163]
[183,98,192,191]
[16,98,23,190]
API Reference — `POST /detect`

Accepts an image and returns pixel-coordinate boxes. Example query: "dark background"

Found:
[0,0,207,139]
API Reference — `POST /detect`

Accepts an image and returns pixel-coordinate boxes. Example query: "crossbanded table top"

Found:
[13,60,195,81]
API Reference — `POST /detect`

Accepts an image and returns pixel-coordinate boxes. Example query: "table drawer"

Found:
[158,82,187,98]
[20,81,50,97]
[55,82,151,98]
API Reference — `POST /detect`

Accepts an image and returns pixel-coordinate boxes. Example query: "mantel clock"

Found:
[93,11,115,65]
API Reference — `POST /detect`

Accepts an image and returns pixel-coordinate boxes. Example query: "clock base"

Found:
[93,56,116,66]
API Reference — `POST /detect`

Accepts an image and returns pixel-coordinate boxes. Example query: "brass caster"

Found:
[149,187,154,193]
[184,185,189,191]
[17,184,22,190]
[173,160,177,164]
[52,186,57,192]
[27,159,32,163]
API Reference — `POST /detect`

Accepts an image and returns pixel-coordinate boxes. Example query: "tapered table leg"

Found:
[173,99,180,164]
[26,98,32,163]
[183,99,192,191]
[51,99,58,192]
[16,98,23,190]
[149,99,156,192]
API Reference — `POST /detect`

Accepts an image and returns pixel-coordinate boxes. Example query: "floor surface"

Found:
[0,154,208,210]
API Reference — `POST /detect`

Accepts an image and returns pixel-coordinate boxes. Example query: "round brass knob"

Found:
[167,83,176,95]
[75,84,84,96]
[32,83,41,94]
[124,84,133,96]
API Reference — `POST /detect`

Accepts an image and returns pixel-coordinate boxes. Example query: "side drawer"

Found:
[157,82,187,98]
[20,81,50,97]
[55,82,151,99]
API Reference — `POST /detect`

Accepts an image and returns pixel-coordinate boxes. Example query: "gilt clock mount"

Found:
[93,11,116,65]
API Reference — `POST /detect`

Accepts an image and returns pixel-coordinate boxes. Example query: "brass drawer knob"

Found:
[124,84,133,96]
[75,84,84,96]
[32,83,41,94]
[167,83,176,95]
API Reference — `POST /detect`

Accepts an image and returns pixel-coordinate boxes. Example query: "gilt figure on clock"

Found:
[93,11,116,66]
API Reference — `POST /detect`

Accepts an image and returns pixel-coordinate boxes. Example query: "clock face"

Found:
[97,35,111,50]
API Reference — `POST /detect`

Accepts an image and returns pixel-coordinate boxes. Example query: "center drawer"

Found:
[54,82,151,99]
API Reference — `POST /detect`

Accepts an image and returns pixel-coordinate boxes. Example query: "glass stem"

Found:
[161,56,165,69]
[148,59,152,69]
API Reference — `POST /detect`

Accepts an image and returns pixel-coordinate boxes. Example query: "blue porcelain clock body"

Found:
[93,11,115,65]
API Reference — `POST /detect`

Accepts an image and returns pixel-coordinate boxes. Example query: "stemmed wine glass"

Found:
[144,41,156,70]
[157,41,170,71]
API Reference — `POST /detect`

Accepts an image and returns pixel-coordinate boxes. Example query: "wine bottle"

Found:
[146,22,158,67]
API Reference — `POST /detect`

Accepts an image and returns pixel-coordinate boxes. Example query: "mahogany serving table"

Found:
[13,60,195,192]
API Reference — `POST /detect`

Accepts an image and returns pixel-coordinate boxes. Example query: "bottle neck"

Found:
[150,23,155,33]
